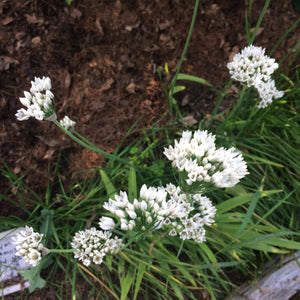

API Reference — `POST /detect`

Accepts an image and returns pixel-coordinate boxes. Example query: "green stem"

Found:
[49,248,75,253]
[169,0,200,124]
[248,0,270,45]
[208,79,233,129]
[54,120,134,169]
[227,85,248,121]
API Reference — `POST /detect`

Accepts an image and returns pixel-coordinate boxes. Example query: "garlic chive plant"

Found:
[16,76,132,167]
[14,77,249,272]
[227,45,284,108]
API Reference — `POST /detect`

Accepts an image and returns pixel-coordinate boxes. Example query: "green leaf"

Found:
[176,73,211,86]
[65,0,74,5]
[225,184,247,196]
[234,190,261,240]
[262,237,300,250]
[120,269,134,300]
[171,85,186,95]
[216,190,282,214]
[168,279,185,300]
[128,167,137,201]
[216,194,254,214]
[243,152,284,167]
[100,169,117,197]
[19,266,46,293]
[40,209,54,237]
[133,263,146,300]
[106,254,113,272]
[199,243,218,268]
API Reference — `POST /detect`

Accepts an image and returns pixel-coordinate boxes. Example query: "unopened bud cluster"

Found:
[101,183,216,243]
[163,130,248,188]
[15,76,57,121]
[12,226,48,267]
[71,228,123,267]
[60,115,76,131]
[227,45,284,108]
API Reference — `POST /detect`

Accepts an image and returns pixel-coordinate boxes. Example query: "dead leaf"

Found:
[113,0,122,17]
[36,135,62,147]
[65,72,71,90]
[158,21,171,31]
[250,27,264,36]
[91,100,105,110]
[95,18,104,36]
[126,82,136,94]
[16,41,22,51]
[89,61,98,67]
[0,56,16,70]
[103,56,116,68]
[72,8,82,19]
[228,46,240,62]
[100,78,114,91]
[25,14,37,24]
[182,115,198,125]
[43,149,56,160]
[181,94,190,106]
[15,32,26,40]
[85,207,97,229]
[31,36,41,45]
[3,17,14,25]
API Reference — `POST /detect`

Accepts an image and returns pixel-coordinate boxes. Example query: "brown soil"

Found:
[0,0,299,299]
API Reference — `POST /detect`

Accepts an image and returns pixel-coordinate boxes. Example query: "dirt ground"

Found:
[0,0,299,298]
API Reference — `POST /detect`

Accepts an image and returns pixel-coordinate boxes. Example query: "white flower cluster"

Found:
[163,130,248,188]
[12,226,46,267]
[227,45,284,108]
[16,76,57,121]
[102,183,216,243]
[60,115,76,131]
[71,228,123,267]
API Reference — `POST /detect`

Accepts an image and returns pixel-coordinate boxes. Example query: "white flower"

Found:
[227,45,284,108]
[16,76,56,121]
[27,249,41,267]
[15,108,30,121]
[164,130,248,188]
[71,228,123,266]
[12,226,46,268]
[99,216,116,230]
[103,183,216,243]
[19,97,31,108]
[59,115,76,131]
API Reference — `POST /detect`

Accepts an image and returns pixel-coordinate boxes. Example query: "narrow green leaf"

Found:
[106,254,113,272]
[40,209,54,237]
[216,194,254,214]
[120,270,134,300]
[264,237,300,250]
[199,243,217,266]
[169,279,185,300]
[176,73,212,86]
[234,190,261,239]
[133,263,146,300]
[171,85,186,95]
[128,167,137,201]
[225,184,247,196]
[100,169,117,197]
[243,152,284,167]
